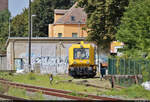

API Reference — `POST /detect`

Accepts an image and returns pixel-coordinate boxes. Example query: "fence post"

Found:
[111,75,115,88]
[124,59,125,75]
[134,75,138,84]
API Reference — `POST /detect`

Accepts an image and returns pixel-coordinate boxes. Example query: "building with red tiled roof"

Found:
[48,3,87,37]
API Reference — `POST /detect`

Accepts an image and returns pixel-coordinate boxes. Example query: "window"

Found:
[74,48,89,59]
[71,16,75,21]
[72,33,78,38]
[58,33,62,37]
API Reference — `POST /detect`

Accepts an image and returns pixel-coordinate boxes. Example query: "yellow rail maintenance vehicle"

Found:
[69,41,97,78]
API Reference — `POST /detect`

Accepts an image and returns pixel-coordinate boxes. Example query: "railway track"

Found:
[0,93,27,100]
[0,78,121,100]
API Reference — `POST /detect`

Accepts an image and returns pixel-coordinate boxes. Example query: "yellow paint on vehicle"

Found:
[69,41,95,67]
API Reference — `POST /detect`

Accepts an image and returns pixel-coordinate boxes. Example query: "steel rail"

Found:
[0,80,90,100]
[0,78,121,100]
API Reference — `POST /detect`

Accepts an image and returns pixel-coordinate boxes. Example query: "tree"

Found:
[31,0,75,37]
[0,0,75,53]
[11,8,29,37]
[0,9,11,54]
[77,0,129,52]
[116,0,150,58]
[9,0,75,37]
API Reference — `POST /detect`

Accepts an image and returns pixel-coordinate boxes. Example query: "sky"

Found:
[8,0,29,17]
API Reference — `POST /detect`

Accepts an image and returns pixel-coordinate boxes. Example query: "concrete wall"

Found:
[6,38,109,74]
[0,55,7,70]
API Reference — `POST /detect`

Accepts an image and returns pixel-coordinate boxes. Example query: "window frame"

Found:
[73,48,90,60]
[71,16,75,21]
[72,33,78,38]
[58,33,62,37]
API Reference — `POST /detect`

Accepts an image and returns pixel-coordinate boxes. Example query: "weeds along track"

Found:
[0,78,121,100]
[0,93,27,100]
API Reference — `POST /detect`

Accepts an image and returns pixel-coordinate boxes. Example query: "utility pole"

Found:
[28,0,32,72]
[31,15,36,37]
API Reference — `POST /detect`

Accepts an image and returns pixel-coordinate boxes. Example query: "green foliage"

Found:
[0,9,10,23]
[77,0,129,50]
[29,91,44,100]
[11,9,29,37]
[116,0,150,58]
[0,72,13,81]
[142,64,150,82]
[9,0,75,37]
[31,0,75,37]
[68,91,89,97]
[0,9,11,54]
[0,84,5,94]
[68,91,82,97]
[0,73,99,94]
[102,85,150,100]
[28,72,36,80]
[0,83,9,94]
[8,87,28,99]
[142,70,149,82]
[0,0,75,53]
[6,85,44,100]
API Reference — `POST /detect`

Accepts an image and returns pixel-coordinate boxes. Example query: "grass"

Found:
[7,87,44,100]
[0,72,99,94]
[8,87,29,99]
[68,91,83,97]
[99,85,150,100]
[0,84,9,94]
[0,84,6,94]
[1,72,150,100]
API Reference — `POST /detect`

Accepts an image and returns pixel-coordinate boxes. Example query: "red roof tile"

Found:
[54,3,87,24]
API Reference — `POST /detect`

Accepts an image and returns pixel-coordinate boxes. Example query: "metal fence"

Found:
[0,55,7,70]
[108,58,150,87]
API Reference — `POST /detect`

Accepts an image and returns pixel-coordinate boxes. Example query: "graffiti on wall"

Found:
[32,56,68,66]
[19,52,69,74]
[16,44,109,74]
[15,58,23,71]
[31,56,69,74]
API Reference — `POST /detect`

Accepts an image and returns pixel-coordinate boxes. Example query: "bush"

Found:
[28,72,36,80]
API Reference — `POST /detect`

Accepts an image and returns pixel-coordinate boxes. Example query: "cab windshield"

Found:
[74,48,89,59]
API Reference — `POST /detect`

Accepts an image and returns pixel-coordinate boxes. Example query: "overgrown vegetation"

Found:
[1,72,150,99]
[101,85,150,100]
[8,87,29,99]
[0,84,8,94]
[77,0,129,51]
[116,0,150,58]
[8,87,44,100]
[0,72,99,94]
[0,0,75,52]
[0,9,11,53]
[9,0,75,37]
